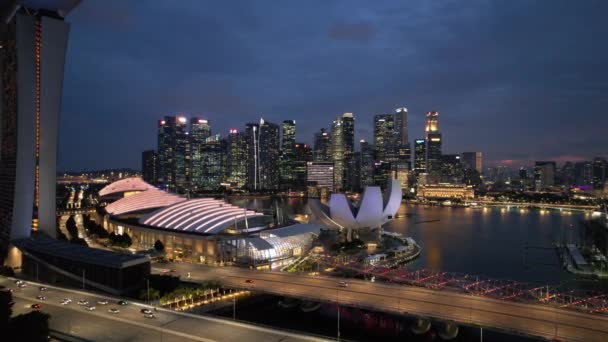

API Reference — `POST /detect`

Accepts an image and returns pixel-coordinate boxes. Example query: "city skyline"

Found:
[58,1,608,171]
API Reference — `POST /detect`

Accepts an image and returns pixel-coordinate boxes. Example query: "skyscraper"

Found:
[313,128,331,162]
[395,107,409,146]
[198,134,225,190]
[461,152,482,173]
[280,120,296,188]
[440,154,464,184]
[592,157,607,189]
[245,123,259,190]
[331,113,355,192]
[414,139,427,174]
[141,150,159,185]
[292,143,312,190]
[189,118,210,190]
[157,116,188,191]
[258,118,280,190]
[534,161,556,191]
[226,129,247,188]
[574,161,593,187]
[359,140,374,188]
[425,111,442,182]
[373,114,396,162]
[1,2,79,248]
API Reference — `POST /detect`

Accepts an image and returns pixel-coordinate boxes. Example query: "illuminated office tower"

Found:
[280,120,296,188]
[189,118,211,190]
[226,129,247,188]
[1,2,80,248]
[141,150,159,185]
[258,118,280,190]
[359,140,374,188]
[592,157,607,189]
[395,107,411,170]
[374,114,397,162]
[331,113,355,192]
[157,116,188,191]
[292,143,312,190]
[425,111,442,182]
[414,139,427,174]
[199,134,225,190]
[440,154,464,184]
[245,123,260,190]
[461,152,482,173]
[313,128,331,162]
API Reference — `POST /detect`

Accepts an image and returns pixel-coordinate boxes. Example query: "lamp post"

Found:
[337,289,340,341]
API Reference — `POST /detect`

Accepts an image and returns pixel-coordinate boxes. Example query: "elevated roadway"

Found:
[161,263,608,342]
[1,277,327,342]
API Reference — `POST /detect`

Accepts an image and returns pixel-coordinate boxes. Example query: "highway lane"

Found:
[1,277,328,342]
[162,263,608,342]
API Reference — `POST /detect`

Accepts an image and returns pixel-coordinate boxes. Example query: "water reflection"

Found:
[232,197,594,288]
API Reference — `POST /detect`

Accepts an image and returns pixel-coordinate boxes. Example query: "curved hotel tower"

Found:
[0,1,79,261]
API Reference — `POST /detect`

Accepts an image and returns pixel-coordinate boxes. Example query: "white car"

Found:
[337,281,348,288]
[77,300,89,306]
[85,306,96,311]
[108,308,120,314]
[97,300,109,305]
[144,313,155,319]
[63,298,73,303]
[60,300,70,305]
[18,283,27,288]
[36,295,46,301]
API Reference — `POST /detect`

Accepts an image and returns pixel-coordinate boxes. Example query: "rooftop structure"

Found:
[139,198,264,234]
[98,177,155,198]
[104,188,186,216]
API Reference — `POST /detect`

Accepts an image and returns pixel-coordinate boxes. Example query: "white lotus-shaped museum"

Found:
[329,178,402,229]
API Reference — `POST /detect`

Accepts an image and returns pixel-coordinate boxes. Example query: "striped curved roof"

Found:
[99,177,155,197]
[104,188,186,216]
[140,198,263,234]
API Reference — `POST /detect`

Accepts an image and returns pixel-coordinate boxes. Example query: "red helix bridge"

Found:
[318,256,608,315]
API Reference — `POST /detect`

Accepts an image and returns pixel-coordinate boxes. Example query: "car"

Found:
[170,269,177,273]
[60,300,70,305]
[77,300,89,306]
[337,281,348,287]
[14,280,23,285]
[97,300,109,305]
[108,308,120,314]
[39,286,48,291]
[144,313,155,319]
[31,303,41,309]
[85,306,96,311]
[140,308,153,314]
[245,279,254,284]
[63,298,72,303]
[36,295,46,300]
[18,283,27,288]
[116,300,128,306]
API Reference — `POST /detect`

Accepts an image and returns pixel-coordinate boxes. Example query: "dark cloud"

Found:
[58,0,608,170]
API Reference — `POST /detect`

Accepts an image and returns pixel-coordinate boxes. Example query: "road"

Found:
[1,277,328,342]
[160,263,608,342]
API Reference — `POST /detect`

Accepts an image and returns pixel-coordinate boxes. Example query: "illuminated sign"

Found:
[178,117,187,124]
[229,129,238,134]
[198,119,208,124]
[430,138,441,142]
[160,120,166,125]
[415,139,425,143]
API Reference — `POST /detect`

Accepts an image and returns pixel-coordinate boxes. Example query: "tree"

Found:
[10,311,50,342]
[65,215,78,240]
[154,240,164,252]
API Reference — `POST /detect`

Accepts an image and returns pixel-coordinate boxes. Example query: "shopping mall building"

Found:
[96,178,321,269]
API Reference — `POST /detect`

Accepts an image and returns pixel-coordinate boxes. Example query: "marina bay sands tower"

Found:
[0,1,80,260]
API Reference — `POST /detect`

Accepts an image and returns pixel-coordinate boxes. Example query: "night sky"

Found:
[58,0,608,171]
